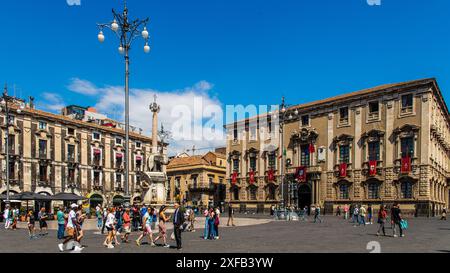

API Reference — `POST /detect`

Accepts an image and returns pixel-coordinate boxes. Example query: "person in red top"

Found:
[376,205,387,236]
[121,207,132,243]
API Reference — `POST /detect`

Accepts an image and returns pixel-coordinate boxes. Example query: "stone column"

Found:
[22,117,32,192]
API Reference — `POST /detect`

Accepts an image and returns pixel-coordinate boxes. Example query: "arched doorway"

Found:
[89,194,104,209]
[113,195,124,207]
[297,184,312,210]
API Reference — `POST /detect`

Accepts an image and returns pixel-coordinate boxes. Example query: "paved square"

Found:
[0,216,449,253]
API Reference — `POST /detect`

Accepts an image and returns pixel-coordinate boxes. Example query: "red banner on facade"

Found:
[401,156,411,174]
[231,171,238,184]
[339,163,347,178]
[309,143,315,154]
[249,170,255,184]
[369,160,377,176]
[268,169,275,182]
[295,166,307,182]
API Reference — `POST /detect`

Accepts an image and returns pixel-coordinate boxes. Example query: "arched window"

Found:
[401,181,413,199]
[339,184,349,199]
[368,183,380,199]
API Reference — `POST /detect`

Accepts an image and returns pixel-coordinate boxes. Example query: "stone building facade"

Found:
[0,93,168,212]
[225,78,450,216]
[167,151,227,208]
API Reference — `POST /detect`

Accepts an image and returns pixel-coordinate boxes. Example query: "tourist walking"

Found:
[3,204,11,229]
[359,205,366,226]
[208,210,217,239]
[37,207,49,236]
[76,205,86,244]
[136,206,156,247]
[367,204,373,224]
[352,205,359,226]
[214,207,220,239]
[203,208,210,239]
[121,207,131,243]
[301,206,308,221]
[59,204,82,252]
[11,206,19,230]
[56,206,66,240]
[153,205,170,247]
[103,207,117,249]
[344,204,349,220]
[132,205,140,231]
[441,208,447,220]
[96,205,103,230]
[172,202,185,250]
[391,202,404,238]
[27,209,37,240]
[187,208,196,232]
[376,205,387,236]
[115,206,123,234]
[314,205,322,223]
[227,203,235,226]
[336,206,341,216]
[101,207,108,234]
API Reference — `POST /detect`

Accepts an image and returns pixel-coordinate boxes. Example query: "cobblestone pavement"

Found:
[0,216,449,253]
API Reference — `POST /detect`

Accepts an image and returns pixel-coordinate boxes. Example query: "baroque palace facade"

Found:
[225,78,450,216]
[0,90,168,212]
[167,151,227,208]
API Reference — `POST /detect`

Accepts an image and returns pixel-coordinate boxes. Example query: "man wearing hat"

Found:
[58,203,83,252]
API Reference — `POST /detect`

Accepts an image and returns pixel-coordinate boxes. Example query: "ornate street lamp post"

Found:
[273,97,298,215]
[97,1,150,206]
[0,85,25,205]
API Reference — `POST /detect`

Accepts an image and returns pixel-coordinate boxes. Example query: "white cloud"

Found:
[67,78,100,96]
[62,78,226,155]
[37,92,66,113]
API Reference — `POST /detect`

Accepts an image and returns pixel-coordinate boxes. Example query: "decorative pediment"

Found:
[228,150,241,161]
[245,147,259,159]
[333,134,354,145]
[393,124,420,138]
[361,129,385,142]
[291,128,319,142]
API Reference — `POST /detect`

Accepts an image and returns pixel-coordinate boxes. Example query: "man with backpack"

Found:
[352,205,360,226]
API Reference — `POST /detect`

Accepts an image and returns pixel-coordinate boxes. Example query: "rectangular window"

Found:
[300,145,310,166]
[339,184,349,199]
[339,145,350,164]
[249,157,257,171]
[401,94,413,114]
[93,132,101,140]
[68,168,75,183]
[67,144,75,161]
[7,135,15,154]
[233,123,238,141]
[401,137,414,157]
[192,175,198,188]
[268,154,276,169]
[38,121,47,130]
[368,141,380,161]
[93,171,101,186]
[368,183,380,199]
[249,187,257,200]
[339,107,349,125]
[8,161,15,180]
[116,173,122,186]
[301,115,310,127]
[368,102,379,120]
[68,128,75,135]
[116,138,122,145]
[7,116,15,125]
[115,153,123,168]
[401,182,413,199]
[136,142,141,148]
[39,139,47,158]
[233,159,240,172]
[39,165,47,182]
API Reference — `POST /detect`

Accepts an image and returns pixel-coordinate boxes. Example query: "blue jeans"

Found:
[97,218,102,229]
[57,224,65,240]
[203,218,209,239]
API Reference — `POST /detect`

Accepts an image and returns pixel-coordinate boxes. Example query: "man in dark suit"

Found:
[172,202,185,250]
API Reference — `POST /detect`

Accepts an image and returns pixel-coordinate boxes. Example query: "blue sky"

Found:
[1,0,450,152]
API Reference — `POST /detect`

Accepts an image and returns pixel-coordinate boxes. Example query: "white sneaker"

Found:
[107,244,115,249]
[393,234,398,238]
[164,244,170,248]
[58,243,64,252]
